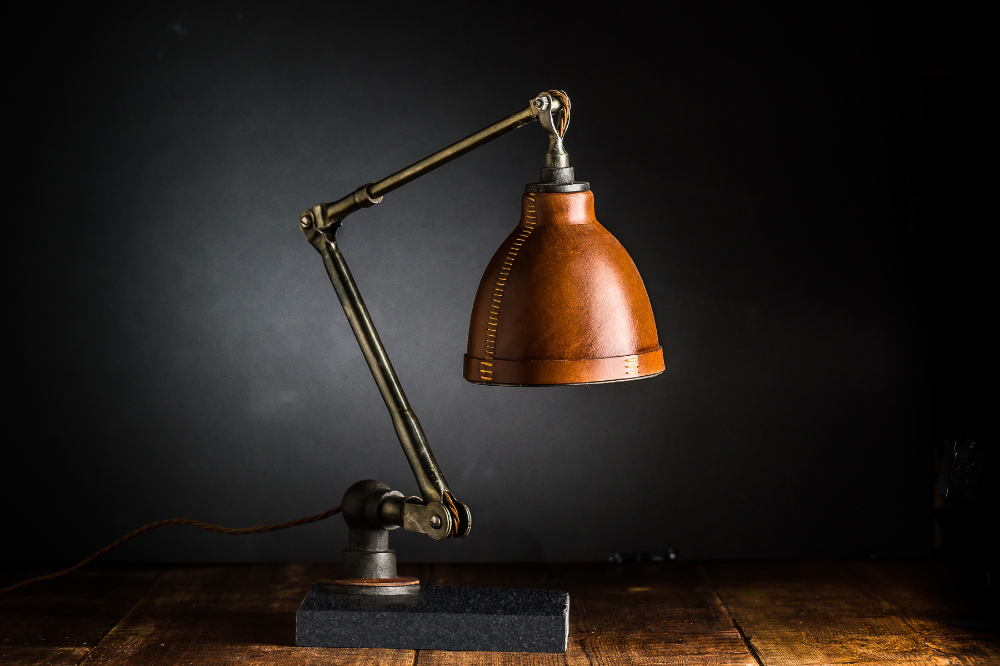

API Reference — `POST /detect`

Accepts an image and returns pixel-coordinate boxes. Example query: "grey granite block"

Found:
[296,585,569,652]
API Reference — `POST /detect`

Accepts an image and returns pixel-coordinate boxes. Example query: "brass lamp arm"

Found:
[307,93,564,229]
[298,92,568,540]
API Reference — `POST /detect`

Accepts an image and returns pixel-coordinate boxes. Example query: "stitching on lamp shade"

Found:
[480,193,537,381]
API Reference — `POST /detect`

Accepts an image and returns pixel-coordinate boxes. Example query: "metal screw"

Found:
[533,98,544,109]
[429,515,442,529]
[300,214,313,229]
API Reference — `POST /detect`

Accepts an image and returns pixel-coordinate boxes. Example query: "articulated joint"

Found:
[298,205,329,250]
[526,91,588,193]
[297,183,382,249]
[342,479,470,541]
[533,91,570,171]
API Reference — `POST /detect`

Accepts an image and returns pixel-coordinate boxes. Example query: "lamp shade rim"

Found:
[464,348,663,386]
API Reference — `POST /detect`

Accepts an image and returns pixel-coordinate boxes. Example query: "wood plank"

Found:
[416,563,756,666]
[78,562,429,665]
[0,564,163,666]
[9,561,994,665]
[415,650,566,666]
[571,632,757,666]
[707,561,1000,665]
[844,561,1000,664]
[0,647,90,665]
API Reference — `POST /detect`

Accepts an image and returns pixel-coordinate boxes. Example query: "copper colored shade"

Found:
[465,190,663,385]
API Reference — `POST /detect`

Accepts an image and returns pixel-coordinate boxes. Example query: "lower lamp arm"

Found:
[304,224,468,540]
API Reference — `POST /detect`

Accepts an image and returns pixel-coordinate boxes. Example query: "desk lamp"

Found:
[294,91,663,653]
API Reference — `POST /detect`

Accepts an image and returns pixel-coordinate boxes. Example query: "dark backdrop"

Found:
[7,3,983,564]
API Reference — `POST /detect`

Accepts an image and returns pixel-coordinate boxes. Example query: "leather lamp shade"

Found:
[465,190,664,385]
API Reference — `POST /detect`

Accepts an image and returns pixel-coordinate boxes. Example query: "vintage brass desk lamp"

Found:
[294,91,663,652]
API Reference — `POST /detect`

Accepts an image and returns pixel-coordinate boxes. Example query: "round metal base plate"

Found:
[525,181,590,193]
[317,576,421,595]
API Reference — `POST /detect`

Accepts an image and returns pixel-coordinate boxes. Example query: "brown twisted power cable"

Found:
[546,89,571,137]
[442,490,462,537]
[0,505,342,595]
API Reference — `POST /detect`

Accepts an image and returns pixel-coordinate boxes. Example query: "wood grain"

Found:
[845,561,1000,665]
[0,564,162,665]
[2,561,996,665]
[0,647,91,665]
[707,560,1000,665]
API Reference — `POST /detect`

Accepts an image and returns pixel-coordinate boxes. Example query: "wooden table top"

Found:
[1,561,996,665]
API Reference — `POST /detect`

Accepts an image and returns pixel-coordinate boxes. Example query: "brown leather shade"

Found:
[465,190,663,385]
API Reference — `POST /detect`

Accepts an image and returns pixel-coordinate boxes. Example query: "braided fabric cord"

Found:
[0,505,342,594]
[546,89,571,137]
[442,490,462,537]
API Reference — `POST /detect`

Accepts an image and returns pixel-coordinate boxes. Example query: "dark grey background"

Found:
[8,3,980,564]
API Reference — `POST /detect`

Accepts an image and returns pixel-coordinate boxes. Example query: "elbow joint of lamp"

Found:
[298,181,383,247]
[340,480,464,542]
